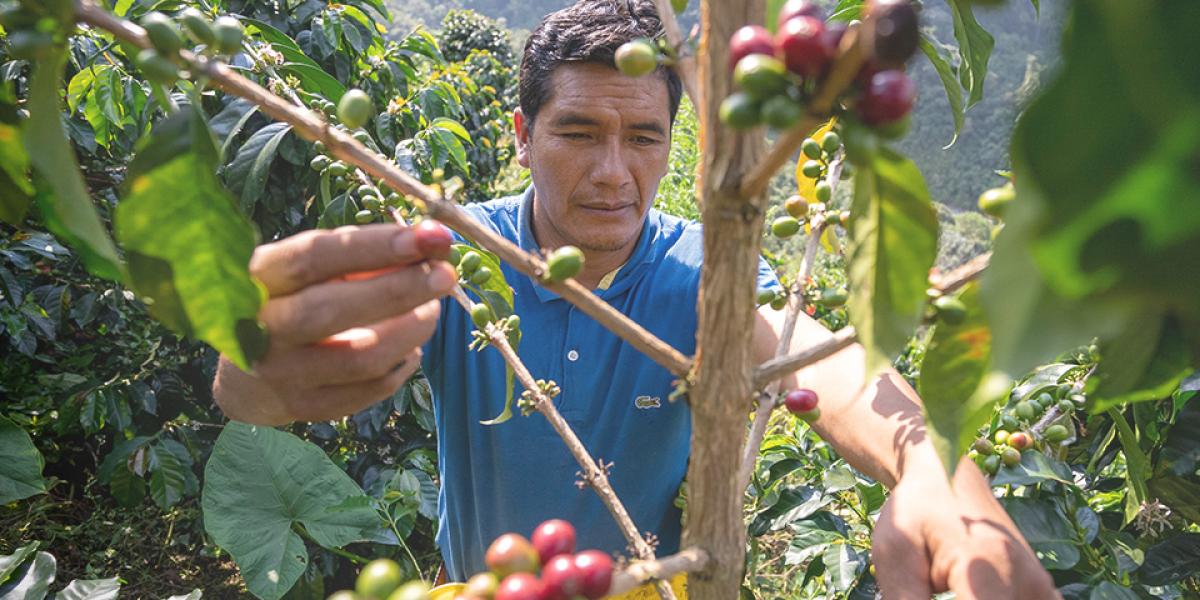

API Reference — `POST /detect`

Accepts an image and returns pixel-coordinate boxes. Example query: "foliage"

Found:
[0,2,512,597]
[0,0,1197,599]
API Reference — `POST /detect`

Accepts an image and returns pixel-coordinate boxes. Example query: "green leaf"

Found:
[980,192,1137,377]
[51,577,120,600]
[1138,533,1200,586]
[1108,409,1150,525]
[116,108,267,371]
[0,415,47,504]
[164,590,203,600]
[1010,2,1200,316]
[1148,472,1200,524]
[749,486,830,536]
[783,512,848,566]
[991,450,1073,487]
[917,283,995,474]
[1088,582,1139,600]
[946,0,995,108]
[430,117,471,142]
[1089,314,1195,412]
[1161,400,1200,476]
[202,422,384,600]
[149,444,187,509]
[0,543,40,587]
[24,44,123,282]
[225,123,293,214]
[1000,497,1080,570]
[918,34,964,149]
[317,194,358,229]
[0,121,33,225]
[846,147,938,373]
[109,463,146,508]
[0,550,55,600]
[278,63,346,102]
[821,544,864,594]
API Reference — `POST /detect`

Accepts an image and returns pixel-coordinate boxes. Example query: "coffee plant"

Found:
[1,0,1198,599]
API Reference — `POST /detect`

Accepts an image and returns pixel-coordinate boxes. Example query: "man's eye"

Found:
[633,136,660,145]
[560,132,589,140]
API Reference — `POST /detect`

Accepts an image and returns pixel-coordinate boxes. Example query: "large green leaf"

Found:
[225,123,294,214]
[115,108,267,371]
[846,147,938,373]
[1000,497,1080,570]
[0,415,47,504]
[979,191,1137,377]
[149,443,187,509]
[202,422,384,600]
[1148,472,1200,524]
[918,34,964,149]
[783,512,848,566]
[822,544,864,594]
[991,450,1073,487]
[51,577,120,600]
[1011,2,1200,318]
[917,283,994,474]
[0,543,39,587]
[23,44,123,282]
[0,550,55,600]
[1138,533,1200,586]
[946,0,995,108]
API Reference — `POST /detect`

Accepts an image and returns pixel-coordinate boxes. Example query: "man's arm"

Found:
[753,306,932,487]
[213,223,456,426]
[752,308,1059,599]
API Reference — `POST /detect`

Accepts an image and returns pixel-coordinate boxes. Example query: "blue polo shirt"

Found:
[421,187,781,580]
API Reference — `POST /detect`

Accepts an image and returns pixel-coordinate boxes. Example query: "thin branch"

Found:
[444,286,677,600]
[929,251,991,295]
[74,0,693,378]
[738,24,866,200]
[608,547,710,596]
[751,249,993,389]
[736,215,828,494]
[650,0,700,109]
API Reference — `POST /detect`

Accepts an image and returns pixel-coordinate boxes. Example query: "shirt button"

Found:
[567,350,579,362]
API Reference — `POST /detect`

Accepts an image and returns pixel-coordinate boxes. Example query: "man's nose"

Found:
[590,136,632,190]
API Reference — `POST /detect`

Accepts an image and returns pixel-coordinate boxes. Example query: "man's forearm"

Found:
[755,309,942,488]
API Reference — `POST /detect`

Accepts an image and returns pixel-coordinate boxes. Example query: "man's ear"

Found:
[513,108,531,168]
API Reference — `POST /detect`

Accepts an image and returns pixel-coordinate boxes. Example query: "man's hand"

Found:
[213,221,457,425]
[872,457,1060,600]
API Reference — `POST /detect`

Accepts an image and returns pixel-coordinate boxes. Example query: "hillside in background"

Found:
[384,0,1066,215]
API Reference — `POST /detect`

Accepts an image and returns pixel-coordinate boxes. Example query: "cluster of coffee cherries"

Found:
[969,382,1080,476]
[768,130,851,242]
[783,388,821,423]
[131,9,244,86]
[718,0,918,134]
[471,519,615,600]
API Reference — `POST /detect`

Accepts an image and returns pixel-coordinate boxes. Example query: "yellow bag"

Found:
[429,573,687,599]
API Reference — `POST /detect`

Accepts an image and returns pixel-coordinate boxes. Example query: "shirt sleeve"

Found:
[756,255,783,294]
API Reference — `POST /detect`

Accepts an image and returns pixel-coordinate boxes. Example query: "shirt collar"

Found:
[516,186,658,303]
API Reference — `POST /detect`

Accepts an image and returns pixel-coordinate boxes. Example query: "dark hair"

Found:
[518,0,683,131]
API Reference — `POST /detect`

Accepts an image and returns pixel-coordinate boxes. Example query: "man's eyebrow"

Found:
[550,114,667,136]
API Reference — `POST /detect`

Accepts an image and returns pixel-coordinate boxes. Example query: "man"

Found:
[214,0,1059,597]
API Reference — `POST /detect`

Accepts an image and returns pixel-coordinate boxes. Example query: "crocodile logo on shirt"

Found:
[634,395,661,409]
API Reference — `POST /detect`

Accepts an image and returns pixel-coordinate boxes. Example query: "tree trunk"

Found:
[684,0,767,598]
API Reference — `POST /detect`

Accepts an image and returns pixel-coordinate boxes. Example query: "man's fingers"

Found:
[256,300,441,389]
[262,261,455,346]
[872,499,935,600]
[278,349,424,422]
[250,224,435,297]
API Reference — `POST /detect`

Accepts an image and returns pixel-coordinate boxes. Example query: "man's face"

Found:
[515,62,672,253]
